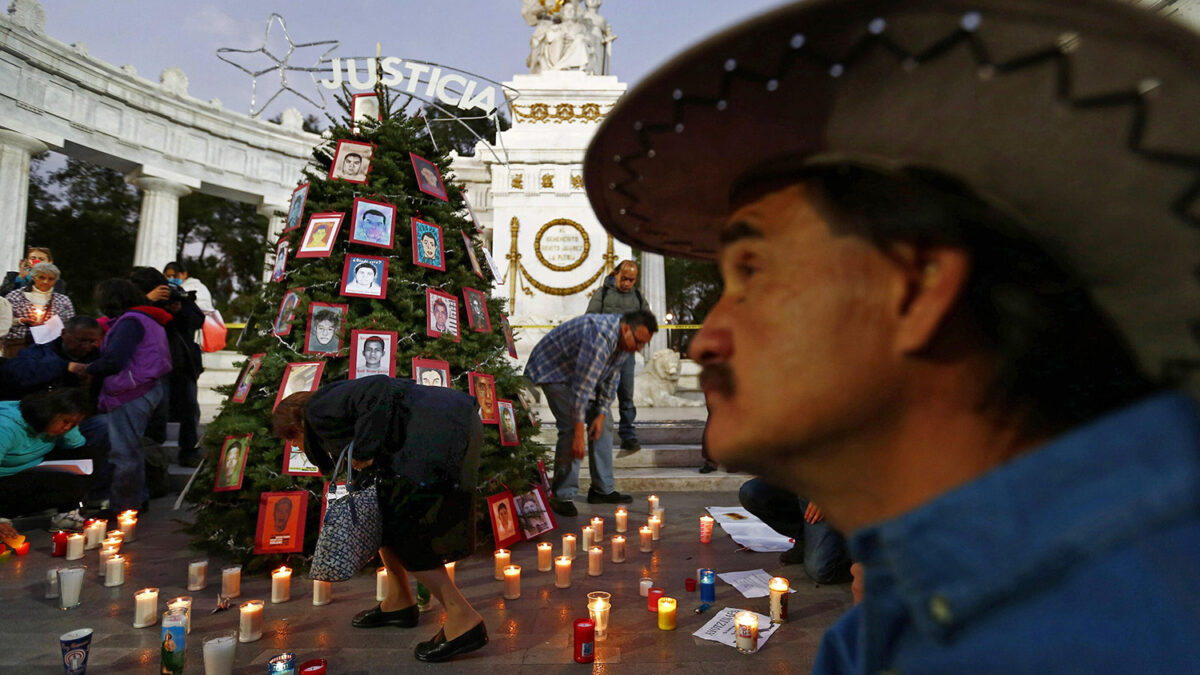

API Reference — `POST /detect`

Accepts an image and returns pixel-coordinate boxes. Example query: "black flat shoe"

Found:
[414,622,488,662]
[352,603,419,628]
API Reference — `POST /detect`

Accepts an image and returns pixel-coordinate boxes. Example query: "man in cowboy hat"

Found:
[584,0,1200,671]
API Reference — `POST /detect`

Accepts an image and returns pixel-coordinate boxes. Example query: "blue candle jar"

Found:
[267,652,296,674]
[699,568,716,603]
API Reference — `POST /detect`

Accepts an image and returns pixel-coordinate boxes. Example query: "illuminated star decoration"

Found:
[216,13,339,117]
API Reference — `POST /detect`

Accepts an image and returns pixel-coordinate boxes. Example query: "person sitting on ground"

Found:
[4,262,75,359]
[0,316,103,400]
[739,478,851,584]
[0,388,96,518]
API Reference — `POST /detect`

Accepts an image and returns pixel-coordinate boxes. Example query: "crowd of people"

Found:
[0,249,214,530]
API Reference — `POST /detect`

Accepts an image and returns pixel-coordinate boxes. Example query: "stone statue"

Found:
[159,67,189,97]
[633,350,704,408]
[522,0,614,75]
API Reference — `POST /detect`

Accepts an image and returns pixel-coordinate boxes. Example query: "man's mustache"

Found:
[699,364,735,397]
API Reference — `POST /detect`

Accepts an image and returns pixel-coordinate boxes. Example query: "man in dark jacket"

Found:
[585,260,651,453]
[0,316,102,399]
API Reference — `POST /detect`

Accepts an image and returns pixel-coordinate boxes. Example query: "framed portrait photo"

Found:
[271,238,289,282]
[281,438,322,477]
[412,357,450,388]
[514,485,556,540]
[425,288,460,341]
[253,490,309,555]
[411,218,446,271]
[461,231,484,279]
[351,92,381,135]
[468,371,498,423]
[410,152,448,201]
[497,399,520,446]
[296,212,344,258]
[271,287,305,336]
[500,313,518,358]
[274,361,326,410]
[329,139,374,184]
[350,329,398,379]
[213,433,252,492]
[462,287,492,333]
[348,197,396,249]
[230,353,265,403]
[487,490,522,548]
[340,254,388,299]
[285,182,309,232]
[304,302,348,355]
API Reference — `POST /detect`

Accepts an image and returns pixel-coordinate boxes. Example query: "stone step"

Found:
[580,443,704,469]
[578,466,747,493]
[531,418,707,447]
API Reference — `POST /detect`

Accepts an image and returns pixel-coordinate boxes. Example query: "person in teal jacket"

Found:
[0,388,91,516]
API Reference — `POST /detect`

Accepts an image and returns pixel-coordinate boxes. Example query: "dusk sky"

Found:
[40,1,787,122]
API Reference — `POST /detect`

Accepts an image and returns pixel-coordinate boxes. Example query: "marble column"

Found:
[640,252,668,355]
[259,203,286,283]
[0,130,49,272]
[130,175,191,268]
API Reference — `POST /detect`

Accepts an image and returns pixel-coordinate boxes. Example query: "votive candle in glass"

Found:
[587,546,603,576]
[202,631,238,674]
[769,576,790,623]
[554,556,572,589]
[58,566,86,609]
[562,533,576,560]
[537,542,553,572]
[221,565,241,598]
[134,587,160,628]
[657,596,677,630]
[271,567,291,603]
[639,526,653,552]
[65,532,84,560]
[700,515,715,543]
[494,549,511,581]
[699,568,716,603]
[98,544,119,577]
[648,494,659,512]
[45,568,60,598]
[502,564,521,600]
[646,586,665,612]
[84,519,106,550]
[238,600,264,642]
[105,530,124,546]
[188,559,208,591]
[614,507,628,533]
[652,507,665,528]
[118,510,138,541]
[735,611,759,654]
[587,591,611,640]
[648,515,662,541]
[375,567,388,602]
[590,517,604,542]
[312,580,332,606]
[168,595,193,634]
[105,555,125,587]
[581,525,594,550]
[610,535,625,563]
[639,577,654,597]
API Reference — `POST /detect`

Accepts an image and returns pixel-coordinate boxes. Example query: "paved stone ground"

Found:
[0,490,851,673]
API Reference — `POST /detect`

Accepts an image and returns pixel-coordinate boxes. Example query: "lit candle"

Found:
[587,591,611,640]
[238,600,264,642]
[581,525,594,550]
[554,555,572,589]
[65,533,84,560]
[188,559,208,591]
[639,525,653,552]
[648,494,659,512]
[537,542,553,572]
[134,587,160,628]
[769,576,790,624]
[221,565,241,598]
[444,561,456,583]
[639,577,654,597]
[493,549,510,580]
[614,507,628,533]
[502,564,521,600]
[45,568,60,598]
[652,507,665,528]
[58,566,86,610]
[646,586,665,612]
[700,515,715,543]
[587,546,603,576]
[84,519,106,549]
[52,530,68,556]
[168,595,193,634]
[118,510,138,542]
[376,567,388,602]
[98,544,119,577]
[312,580,332,606]
[648,515,662,541]
[105,555,125,587]
[657,596,677,630]
[699,568,716,603]
[271,567,291,603]
[105,530,124,545]
[610,535,626,563]
[202,631,238,673]
[735,611,759,654]
[562,533,576,560]
[590,517,604,542]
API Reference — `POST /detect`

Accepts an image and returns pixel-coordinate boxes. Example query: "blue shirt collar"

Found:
[849,392,1200,640]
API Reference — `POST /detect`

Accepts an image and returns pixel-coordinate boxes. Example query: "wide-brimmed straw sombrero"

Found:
[583,0,1200,386]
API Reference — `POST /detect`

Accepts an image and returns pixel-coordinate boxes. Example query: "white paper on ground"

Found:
[31,459,93,475]
[705,506,794,552]
[29,314,63,344]
[693,607,780,649]
[718,569,798,599]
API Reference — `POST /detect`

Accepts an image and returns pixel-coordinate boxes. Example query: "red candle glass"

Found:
[299,658,327,674]
[13,541,29,556]
[52,530,68,556]
[573,618,595,664]
[647,586,665,612]
[685,577,697,592]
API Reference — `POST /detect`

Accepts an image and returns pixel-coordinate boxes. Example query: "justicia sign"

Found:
[318,57,502,113]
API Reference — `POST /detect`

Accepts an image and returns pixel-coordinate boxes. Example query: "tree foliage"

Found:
[664,257,722,352]
[175,194,267,320]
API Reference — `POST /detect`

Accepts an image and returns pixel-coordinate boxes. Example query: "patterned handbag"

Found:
[309,443,382,582]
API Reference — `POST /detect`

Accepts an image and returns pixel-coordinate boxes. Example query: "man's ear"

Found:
[890,244,971,354]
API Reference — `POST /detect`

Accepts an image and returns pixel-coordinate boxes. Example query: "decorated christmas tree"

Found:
[183,88,541,572]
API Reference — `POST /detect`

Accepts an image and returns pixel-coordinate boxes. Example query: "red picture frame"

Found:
[285,182,309,232]
[304,302,348,355]
[253,490,309,555]
[348,197,396,249]
[411,218,446,271]
[230,353,265,403]
[274,361,326,410]
[500,314,518,358]
[271,238,289,282]
[213,434,252,492]
[296,212,344,258]
[410,152,448,201]
[350,329,398,379]
[514,485,557,540]
[271,288,304,336]
[329,139,375,184]
[281,438,322,477]
[351,92,382,135]
[462,287,492,333]
[487,490,522,548]
[461,231,484,279]
[412,357,450,388]
[339,254,389,299]
[468,371,498,423]
[497,399,520,446]
[425,288,460,341]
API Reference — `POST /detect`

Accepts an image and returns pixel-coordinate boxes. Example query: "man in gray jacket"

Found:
[585,260,650,452]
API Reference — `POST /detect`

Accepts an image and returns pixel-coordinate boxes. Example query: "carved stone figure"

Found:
[633,349,704,408]
[159,67,189,97]
[7,0,45,33]
[522,0,614,75]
